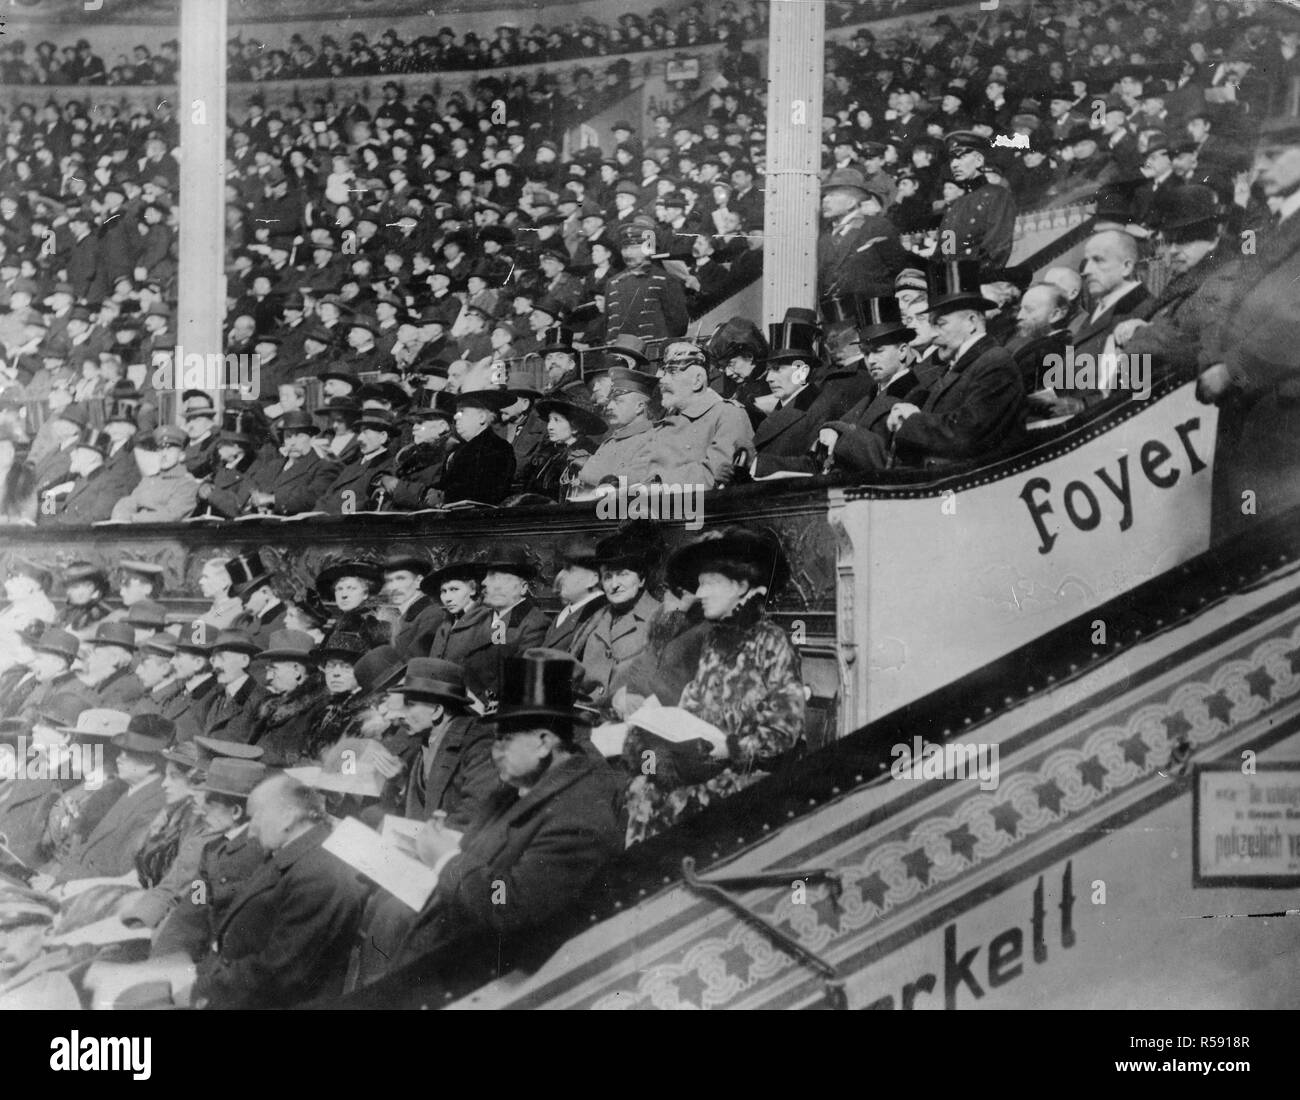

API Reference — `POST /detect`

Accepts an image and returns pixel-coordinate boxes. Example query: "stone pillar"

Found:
[177,0,228,418]
[761,0,825,327]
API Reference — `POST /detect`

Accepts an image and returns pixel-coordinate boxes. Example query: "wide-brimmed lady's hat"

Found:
[315,559,383,601]
[535,397,607,438]
[593,520,662,576]
[666,526,791,596]
[314,631,368,664]
[419,556,487,596]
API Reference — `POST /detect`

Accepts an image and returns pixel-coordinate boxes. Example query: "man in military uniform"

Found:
[604,218,689,343]
[937,131,1018,270]
[817,167,910,300]
[642,341,754,489]
[108,425,200,523]
[576,366,658,490]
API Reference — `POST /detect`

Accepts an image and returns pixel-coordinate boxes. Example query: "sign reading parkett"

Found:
[1194,762,1300,888]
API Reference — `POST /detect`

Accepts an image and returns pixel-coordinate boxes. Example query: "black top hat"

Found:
[666,526,791,597]
[315,559,382,601]
[226,551,275,599]
[395,657,472,708]
[483,648,583,732]
[819,296,859,326]
[858,296,917,346]
[925,260,995,315]
[70,424,112,456]
[766,321,821,365]
[1155,183,1224,234]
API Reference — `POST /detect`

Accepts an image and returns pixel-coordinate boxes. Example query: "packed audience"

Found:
[1,0,1299,1008]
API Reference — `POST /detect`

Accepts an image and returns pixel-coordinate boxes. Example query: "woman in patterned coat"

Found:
[623,526,805,846]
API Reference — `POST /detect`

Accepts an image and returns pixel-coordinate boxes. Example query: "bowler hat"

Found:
[276,410,316,434]
[453,388,515,413]
[87,621,137,651]
[139,632,178,659]
[193,735,264,761]
[353,645,406,695]
[113,724,169,758]
[207,629,261,656]
[173,620,212,653]
[33,627,81,663]
[319,364,362,389]
[255,629,318,663]
[1155,183,1224,233]
[822,166,871,195]
[380,552,429,577]
[125,599,168,632]
[396,657,472,708]
[198,758,268,798]
[600,333,649,368]
[484,649,583,732]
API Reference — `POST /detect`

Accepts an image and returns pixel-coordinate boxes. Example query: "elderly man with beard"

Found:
[1011,283,1073,396]
[80,622,145,709]
[247,631,324,767]
[642,341,753,489]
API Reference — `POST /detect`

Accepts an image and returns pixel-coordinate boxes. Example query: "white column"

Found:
[761,0,825,327]
[177,0,228,418]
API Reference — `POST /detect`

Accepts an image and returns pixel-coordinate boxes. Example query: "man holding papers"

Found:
[385,649,621,979]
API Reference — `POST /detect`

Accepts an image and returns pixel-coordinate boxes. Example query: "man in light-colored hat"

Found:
[108,423,200,523]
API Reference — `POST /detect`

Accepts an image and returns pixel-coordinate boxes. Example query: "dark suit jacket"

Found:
[429,600,549,699]
[391,596,444,659]
[151,827,265,960]
[200,676,266,743]
[403,715,500,829]
[894,335,1025,468]
[439,427,516,506]
[318,448,396,515]
[254,449,339,515]
[194,823,369,1008]
[753,384,825,463]
[394,751,622,970]
[1072,283,1152,361]
[89,666,145,709]
[55,775,166,882]
[156,674,218,744]
[52,458,139,525]
[542,594,605,655]
[0,776,65,867]
[1012,328,1071,392]
[826,369,929,473]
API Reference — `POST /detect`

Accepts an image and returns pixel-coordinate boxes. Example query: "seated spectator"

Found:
[245,410,340,517]
[198,630,266,743]
[107,426,200,524]
[0,559,57,671]
[1011,282,1074,396]
[522,397,605,501]
[622,527,805,846]
[308,632,370,756]
[55,561,113,638]
[577,523,663,711]
[642,341,754,489]
[576,366,659,490]
[248,630,325,767]
[317,407,400,515]
[542,536,607,653]
[437,388,517,505]
[387,650,622,978]
[79,623,145,709]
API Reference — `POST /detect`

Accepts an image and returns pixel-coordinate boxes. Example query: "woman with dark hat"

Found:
[247,629,326,767]
[313,557,390,649]
[623,526,805,846]
[56,560,114,638]
[421,557,487,659]
[306,631,370,758]
[520,396,605,502]
[578,521,663,711]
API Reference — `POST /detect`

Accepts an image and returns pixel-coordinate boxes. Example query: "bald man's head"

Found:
[1042,265,1083,303]
[1081,230,1139,297]
[247,775,326,851]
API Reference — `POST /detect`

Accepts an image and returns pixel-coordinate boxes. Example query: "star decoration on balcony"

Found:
[1203,689,1234,724]
[901,846,934,886]
[1119,731,1151,767]
[1078,754,1109,792]
[1245,666,1275,700]
[945,822,978,861]
[990,801,1022,837]
[1034,779,1066,814]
